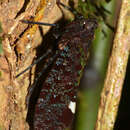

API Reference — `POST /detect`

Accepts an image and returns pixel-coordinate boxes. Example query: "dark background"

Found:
[114,58,130,130]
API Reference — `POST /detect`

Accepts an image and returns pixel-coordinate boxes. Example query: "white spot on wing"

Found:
[68,101,76,114]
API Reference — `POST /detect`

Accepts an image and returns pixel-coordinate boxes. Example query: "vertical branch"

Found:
[96,0,130,129]
[74,0,119,129]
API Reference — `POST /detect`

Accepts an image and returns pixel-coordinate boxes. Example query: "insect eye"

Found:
[80,21,86,29]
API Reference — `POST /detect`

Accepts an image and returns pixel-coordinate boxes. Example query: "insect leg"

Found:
[21,20,56,27]
[56,0,81,18]
[16,49,52,78]
[26,50,59,106]
[21,19,62,39]
[56,0,74,12]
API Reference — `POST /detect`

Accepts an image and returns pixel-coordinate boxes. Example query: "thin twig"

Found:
[96,0,130,129]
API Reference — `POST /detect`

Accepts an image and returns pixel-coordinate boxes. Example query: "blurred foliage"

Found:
[76,0,112,22]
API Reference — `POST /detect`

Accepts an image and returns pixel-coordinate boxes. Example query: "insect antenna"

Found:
[57,0,74,13]
[56,0,83,19]
[20,20,56,27]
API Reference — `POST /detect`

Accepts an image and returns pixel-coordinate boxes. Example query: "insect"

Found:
[16,1,98,129]
[34,18,97,130]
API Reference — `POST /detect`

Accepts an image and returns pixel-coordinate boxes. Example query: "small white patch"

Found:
[27,34,31,38]
[68,101,76,114]
[48,2,51,6]
[26,43,31,49]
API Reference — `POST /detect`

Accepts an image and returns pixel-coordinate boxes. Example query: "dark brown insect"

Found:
[16,1,98,130]
[32,18,97,129]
